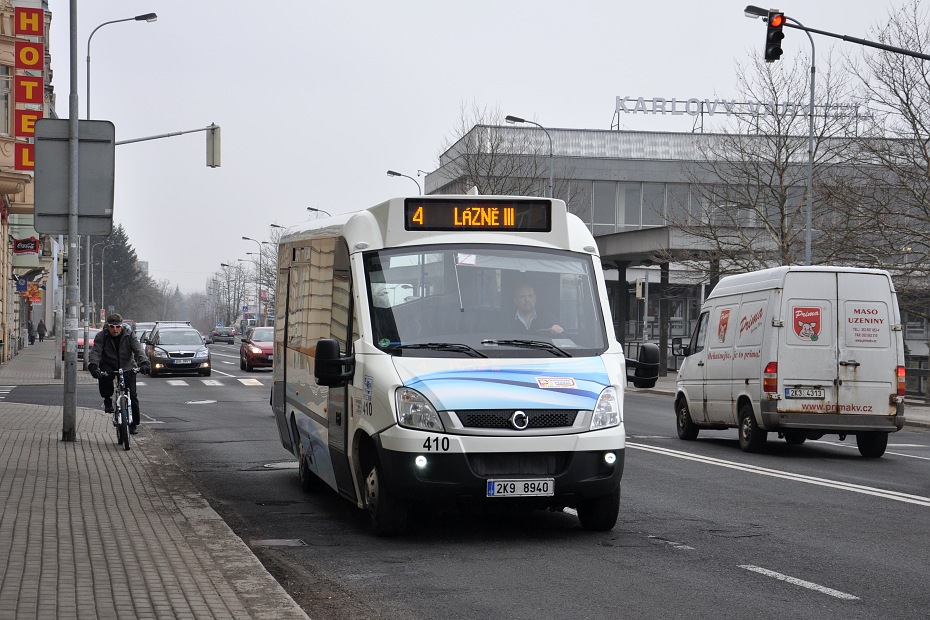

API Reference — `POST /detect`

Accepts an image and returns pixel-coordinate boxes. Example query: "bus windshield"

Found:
[364,244,608,358]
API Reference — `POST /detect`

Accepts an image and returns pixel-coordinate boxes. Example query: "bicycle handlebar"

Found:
[98,367,143,378]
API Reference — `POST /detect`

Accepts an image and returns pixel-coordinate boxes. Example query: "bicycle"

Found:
[100,368,140,451]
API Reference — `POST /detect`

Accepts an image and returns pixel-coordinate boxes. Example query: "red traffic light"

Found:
[769,13,785,28]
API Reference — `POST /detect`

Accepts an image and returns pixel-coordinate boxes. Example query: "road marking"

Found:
[238,378,264,386]
[212,369,237,377]
[201,380,223,386]
[628,442,930,507]
[809,439,930,461]
[739,565,859,600]
[166,380,189,386]
[185,400,217,405]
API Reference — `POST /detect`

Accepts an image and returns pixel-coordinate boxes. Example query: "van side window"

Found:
[691,312,709,355]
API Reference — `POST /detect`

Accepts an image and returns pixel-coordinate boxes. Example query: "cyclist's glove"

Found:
[140,362,151,375]
[88,363,99,379]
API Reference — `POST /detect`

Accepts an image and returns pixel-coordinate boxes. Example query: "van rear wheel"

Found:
[738,403,767,453]
[676,399,699,440]
[856,432,888,458]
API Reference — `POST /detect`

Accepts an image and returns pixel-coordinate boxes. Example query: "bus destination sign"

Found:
[404,199,552,232]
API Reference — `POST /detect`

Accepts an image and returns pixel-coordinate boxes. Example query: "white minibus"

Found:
[272,195,647,535]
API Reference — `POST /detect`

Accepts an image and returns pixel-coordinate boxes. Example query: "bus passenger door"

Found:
[327,238,357,501]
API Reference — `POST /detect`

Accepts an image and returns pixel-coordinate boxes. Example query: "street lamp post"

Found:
[386,170,421,195]
[505,115,553,198]
[744,5,815,265]
[83,11,157,367]
[242,237,273,325]
[90,241,107,325]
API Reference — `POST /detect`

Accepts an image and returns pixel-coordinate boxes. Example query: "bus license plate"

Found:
[785,388,824,399]
[487,479,554,497]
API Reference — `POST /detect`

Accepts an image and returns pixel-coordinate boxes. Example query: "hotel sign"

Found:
[13,7,46,171]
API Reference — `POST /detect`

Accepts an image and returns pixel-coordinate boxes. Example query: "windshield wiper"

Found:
[481,339,571,357]
[386,342,487,358]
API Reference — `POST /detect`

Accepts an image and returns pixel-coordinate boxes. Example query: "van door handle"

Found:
[697,361,704,366]
[839,360,861,367]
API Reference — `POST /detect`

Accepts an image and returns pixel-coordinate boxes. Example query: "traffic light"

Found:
[765,11,785,62]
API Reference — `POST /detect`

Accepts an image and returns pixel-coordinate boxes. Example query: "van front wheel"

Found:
[856,432,888,458]
[676,399,699,440]
[738,403,767,453]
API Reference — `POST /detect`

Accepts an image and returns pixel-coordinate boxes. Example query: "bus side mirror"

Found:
[314,338,354,387]
[672,337,689,356]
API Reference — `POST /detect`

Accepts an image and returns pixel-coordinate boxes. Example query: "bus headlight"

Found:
[395,387,445,431]
[590,387,622,430]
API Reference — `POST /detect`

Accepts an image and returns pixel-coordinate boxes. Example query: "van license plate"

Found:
[487,479,554,497]
[785,388,825,398]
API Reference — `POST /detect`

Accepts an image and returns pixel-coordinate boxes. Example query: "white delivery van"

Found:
[672,266,906,458]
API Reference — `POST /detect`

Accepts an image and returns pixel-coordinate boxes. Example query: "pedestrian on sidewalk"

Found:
[37,319,47,342]
[27,320,35,345]
[88,313,151,434]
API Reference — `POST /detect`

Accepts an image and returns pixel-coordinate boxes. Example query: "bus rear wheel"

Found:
[364,458,409,537]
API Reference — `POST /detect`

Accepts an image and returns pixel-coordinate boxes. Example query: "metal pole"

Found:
[63,0,80,441]
[788,16,816,265]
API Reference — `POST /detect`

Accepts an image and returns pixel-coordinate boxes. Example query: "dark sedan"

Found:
[211,326,236,344]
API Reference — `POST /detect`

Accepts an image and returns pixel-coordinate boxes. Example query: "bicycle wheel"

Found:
[118,396,131,450]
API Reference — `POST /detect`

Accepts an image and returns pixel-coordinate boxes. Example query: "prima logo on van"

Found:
[793,307,821,341]
[718,309,730,342]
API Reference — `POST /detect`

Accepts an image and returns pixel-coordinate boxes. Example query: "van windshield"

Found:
[364,244,608,358]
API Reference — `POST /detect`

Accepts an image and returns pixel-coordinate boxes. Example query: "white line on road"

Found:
[628,442,930,507]
[212,369,237,377]
[739,565,859,600]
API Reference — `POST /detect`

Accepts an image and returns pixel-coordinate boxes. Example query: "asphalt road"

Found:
[13,345,930,619]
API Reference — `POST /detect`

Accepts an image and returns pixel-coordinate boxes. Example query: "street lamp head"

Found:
[220,263,231,268]
[505,115,525,124]
[744,5,768,18]
[135,13,158,22]
[242,236,253,242]
[270,224,285,229]
[307,207,332,216]
[386,170,401,177]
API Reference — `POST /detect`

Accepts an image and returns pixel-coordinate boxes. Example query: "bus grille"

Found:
[456,409,578,429]
[467,452,571,476]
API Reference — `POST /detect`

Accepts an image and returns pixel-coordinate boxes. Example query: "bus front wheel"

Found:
[364,458,409,537]
[577,487,620,531]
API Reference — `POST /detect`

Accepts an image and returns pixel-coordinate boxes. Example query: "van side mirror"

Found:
[314,338,355,387]
[672,337,690,356]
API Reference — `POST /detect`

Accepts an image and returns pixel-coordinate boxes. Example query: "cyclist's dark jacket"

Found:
[88,328,147,371]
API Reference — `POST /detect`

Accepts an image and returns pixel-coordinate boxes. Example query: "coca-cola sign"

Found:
[13,237,39,254]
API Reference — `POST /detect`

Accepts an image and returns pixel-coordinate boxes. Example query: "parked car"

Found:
[62,328,101,361]
[239,326,273,371]
[211,326,236,344]
[144,324,211,377]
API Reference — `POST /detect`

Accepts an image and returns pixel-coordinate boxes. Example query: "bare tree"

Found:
[432,101,586,207]
[845,0,930,317]
[660,53,865,276]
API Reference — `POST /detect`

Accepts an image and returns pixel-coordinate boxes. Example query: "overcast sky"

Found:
[47,0,910,293]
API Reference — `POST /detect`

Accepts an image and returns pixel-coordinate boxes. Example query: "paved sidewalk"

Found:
[0,340,309,619]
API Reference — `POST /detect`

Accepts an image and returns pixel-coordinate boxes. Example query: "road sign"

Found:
[33,118,115,235]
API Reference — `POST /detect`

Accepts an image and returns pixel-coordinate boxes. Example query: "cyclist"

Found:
[88,313,151,434]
